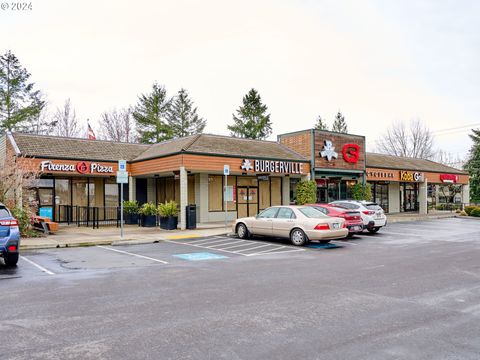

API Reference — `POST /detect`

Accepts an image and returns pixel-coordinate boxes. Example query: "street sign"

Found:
[118,159,127,172]
[223,165,230,176]
[116,171,129,184]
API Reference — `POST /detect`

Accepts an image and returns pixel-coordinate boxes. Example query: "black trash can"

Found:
[186,204,197,229]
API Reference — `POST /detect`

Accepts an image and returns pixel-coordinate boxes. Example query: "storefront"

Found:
[1,132,310,229]
[366,154,470,214]
[278,129,366,203]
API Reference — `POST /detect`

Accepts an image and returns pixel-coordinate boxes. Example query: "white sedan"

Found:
[232,206,348,246]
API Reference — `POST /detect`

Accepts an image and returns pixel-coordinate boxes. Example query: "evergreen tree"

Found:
[168,88,206,138]
[332,111,348,133]
[133,83,172,143]
[314,115,328,130]
[464,128,480,203]
[0,50,45,133]
[228,88,272,139]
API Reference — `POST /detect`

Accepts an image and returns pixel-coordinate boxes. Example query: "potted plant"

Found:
[158,200,179,230]
[123,200,139,225]
[139,202,157,227]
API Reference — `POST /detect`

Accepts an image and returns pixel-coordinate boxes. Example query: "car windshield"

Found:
[299,207,328,218]
[365,203,382,211]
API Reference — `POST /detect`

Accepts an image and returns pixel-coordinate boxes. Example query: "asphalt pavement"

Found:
[1,217,480,359]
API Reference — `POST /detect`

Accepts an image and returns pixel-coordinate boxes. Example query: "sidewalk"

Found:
[20,224,231,250]
[386,211,458,223]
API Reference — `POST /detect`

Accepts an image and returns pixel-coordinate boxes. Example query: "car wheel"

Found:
[368,227,380,234]
[290,228,307,246]
[4,253,19,267]
[237,223,249,239]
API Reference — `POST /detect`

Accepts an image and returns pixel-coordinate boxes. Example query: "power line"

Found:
[432,123,480,134]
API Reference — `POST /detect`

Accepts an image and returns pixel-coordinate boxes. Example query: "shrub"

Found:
[470,207,480,217]
[139,202,158,216]
[123,200,139,214]
[351,183,372,201]
[158,201,179,217]
[10,205,39,237]
[296,180,316,205]
[464,205,477,216]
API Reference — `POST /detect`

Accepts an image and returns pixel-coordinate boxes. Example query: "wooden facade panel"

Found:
[18,157,119,176]
[181,154,310,175]
[314,132,365,171]
[130,155,183,175]
[278,132,312,158]
[366,167,469,185]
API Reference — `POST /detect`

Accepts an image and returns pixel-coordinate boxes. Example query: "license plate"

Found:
[351,226,362,231]
[333,223,340,229]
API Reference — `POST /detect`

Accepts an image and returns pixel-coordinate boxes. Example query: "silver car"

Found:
[233,206,348,246]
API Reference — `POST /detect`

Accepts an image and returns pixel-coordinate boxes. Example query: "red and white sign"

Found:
[40,160,114,174]
[440,174,459,183]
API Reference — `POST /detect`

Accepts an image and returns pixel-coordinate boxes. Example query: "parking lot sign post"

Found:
[117,160,128,238]
[224,165,230,228]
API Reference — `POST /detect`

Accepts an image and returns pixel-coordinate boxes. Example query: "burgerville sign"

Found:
[40,160,114,174]
[240,159,304,174]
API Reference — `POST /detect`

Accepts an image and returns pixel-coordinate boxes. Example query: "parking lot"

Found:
[1,217,480,359]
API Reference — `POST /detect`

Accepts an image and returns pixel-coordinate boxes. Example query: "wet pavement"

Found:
[1,217,480,359]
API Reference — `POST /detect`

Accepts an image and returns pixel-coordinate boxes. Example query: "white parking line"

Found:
[164,240,251,256]
[20,256,55,275]
[97,246,169,264]
[188,238,233,245]
[331,240,358,246]
[208,240,246,248]
[220,241,259,250]
[247,248,305,256]
[235,244,275,253]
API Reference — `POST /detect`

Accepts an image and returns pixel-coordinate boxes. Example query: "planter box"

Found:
[141,215,157,227]
[160,216,178,230]
[125,213,139,225]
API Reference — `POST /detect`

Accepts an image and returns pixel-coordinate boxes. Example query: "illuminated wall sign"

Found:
[342,143,360,164]
[40,160,114,174]
[240,159,304,174]
[319,140,361,164]
[400,171,424,182]
[320,140,338,161]
[440,174,459,183]
[367,170,395,179]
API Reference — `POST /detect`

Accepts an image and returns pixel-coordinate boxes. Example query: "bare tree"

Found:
[375,119,435,159]
[434,150,464,169]
[99,107,136,142]
[54,99,79,137]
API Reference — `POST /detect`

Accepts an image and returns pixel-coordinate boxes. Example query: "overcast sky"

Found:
[2,0,479,160]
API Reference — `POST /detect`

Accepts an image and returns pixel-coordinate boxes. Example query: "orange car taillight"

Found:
[314,223,330,230]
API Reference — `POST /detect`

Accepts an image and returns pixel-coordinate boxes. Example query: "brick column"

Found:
[180,167,188,230]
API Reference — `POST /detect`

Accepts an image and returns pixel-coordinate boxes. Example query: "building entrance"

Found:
[237,186,258,218]
[400,183,418,212]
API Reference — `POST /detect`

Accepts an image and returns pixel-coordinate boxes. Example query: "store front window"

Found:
[400,183,418,212]
[372,182,389,213]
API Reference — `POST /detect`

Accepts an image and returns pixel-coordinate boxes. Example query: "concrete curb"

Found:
[20,231,231,251]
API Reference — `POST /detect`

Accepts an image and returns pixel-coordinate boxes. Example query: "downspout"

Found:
[310,129,315,181]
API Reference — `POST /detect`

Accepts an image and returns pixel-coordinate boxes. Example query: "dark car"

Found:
[0,203,20,266]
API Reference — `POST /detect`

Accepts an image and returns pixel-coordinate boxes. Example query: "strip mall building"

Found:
[0,130,469,229]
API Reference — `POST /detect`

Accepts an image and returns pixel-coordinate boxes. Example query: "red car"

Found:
[307,204,364,237]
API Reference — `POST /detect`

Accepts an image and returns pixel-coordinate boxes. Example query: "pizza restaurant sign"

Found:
[40,160,114,174]
[241,159,304,174]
